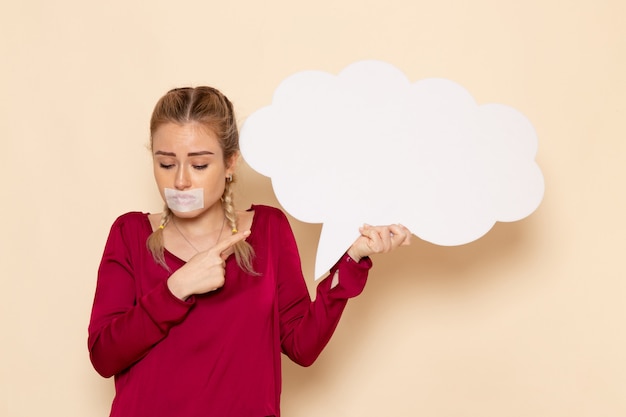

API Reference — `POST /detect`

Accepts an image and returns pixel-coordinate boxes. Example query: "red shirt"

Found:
[88,205,371,417]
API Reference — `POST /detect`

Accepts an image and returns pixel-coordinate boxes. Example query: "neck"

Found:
[170,210,227,254]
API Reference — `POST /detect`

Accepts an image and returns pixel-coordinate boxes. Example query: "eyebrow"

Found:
[154,150,215,157]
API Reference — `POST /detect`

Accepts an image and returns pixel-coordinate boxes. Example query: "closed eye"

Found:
[193,164,208,170]
[159,163,175,169]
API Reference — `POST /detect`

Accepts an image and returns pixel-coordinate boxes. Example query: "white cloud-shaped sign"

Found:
[240,60,544,278]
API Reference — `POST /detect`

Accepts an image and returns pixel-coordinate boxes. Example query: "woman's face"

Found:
[152,122,236,218]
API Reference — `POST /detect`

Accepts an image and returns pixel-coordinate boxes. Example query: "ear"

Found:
[225,151,240,177]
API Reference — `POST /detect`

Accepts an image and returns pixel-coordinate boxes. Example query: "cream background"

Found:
[1,0,624,416]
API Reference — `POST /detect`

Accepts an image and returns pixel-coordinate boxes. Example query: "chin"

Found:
[169,208,203,218]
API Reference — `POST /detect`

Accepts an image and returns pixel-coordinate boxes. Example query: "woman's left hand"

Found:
[347,224,412,262]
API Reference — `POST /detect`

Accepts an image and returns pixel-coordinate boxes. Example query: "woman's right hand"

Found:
[167,230,250,300]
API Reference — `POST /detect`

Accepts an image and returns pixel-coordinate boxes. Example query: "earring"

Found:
[226,174,233,182]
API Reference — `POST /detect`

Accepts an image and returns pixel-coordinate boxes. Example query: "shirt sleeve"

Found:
[87,214,195,378]
[273,211,372,367]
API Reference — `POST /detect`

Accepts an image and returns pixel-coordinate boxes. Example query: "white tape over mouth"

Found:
[164,188,204,212]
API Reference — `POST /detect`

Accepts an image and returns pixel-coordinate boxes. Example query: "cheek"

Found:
[153,169,165,186]
[202,177,226,199]
[153,166,171,192]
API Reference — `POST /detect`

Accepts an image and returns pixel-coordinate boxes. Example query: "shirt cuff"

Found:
[326,253,372,299]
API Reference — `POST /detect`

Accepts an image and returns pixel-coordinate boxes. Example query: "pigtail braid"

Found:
[146,205,172,271]
[222,178,256,274]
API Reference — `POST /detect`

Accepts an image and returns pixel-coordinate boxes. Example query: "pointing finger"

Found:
[211,230,251,256]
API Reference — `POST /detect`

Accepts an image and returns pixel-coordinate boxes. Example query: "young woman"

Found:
[88,86,411,417]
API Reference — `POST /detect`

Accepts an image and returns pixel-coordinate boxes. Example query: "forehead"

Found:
[152,122,221,153]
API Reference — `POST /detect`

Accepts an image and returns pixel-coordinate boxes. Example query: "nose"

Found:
[174,166,192,190]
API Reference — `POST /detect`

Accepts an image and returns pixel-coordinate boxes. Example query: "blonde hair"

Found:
[146,87,255,273]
